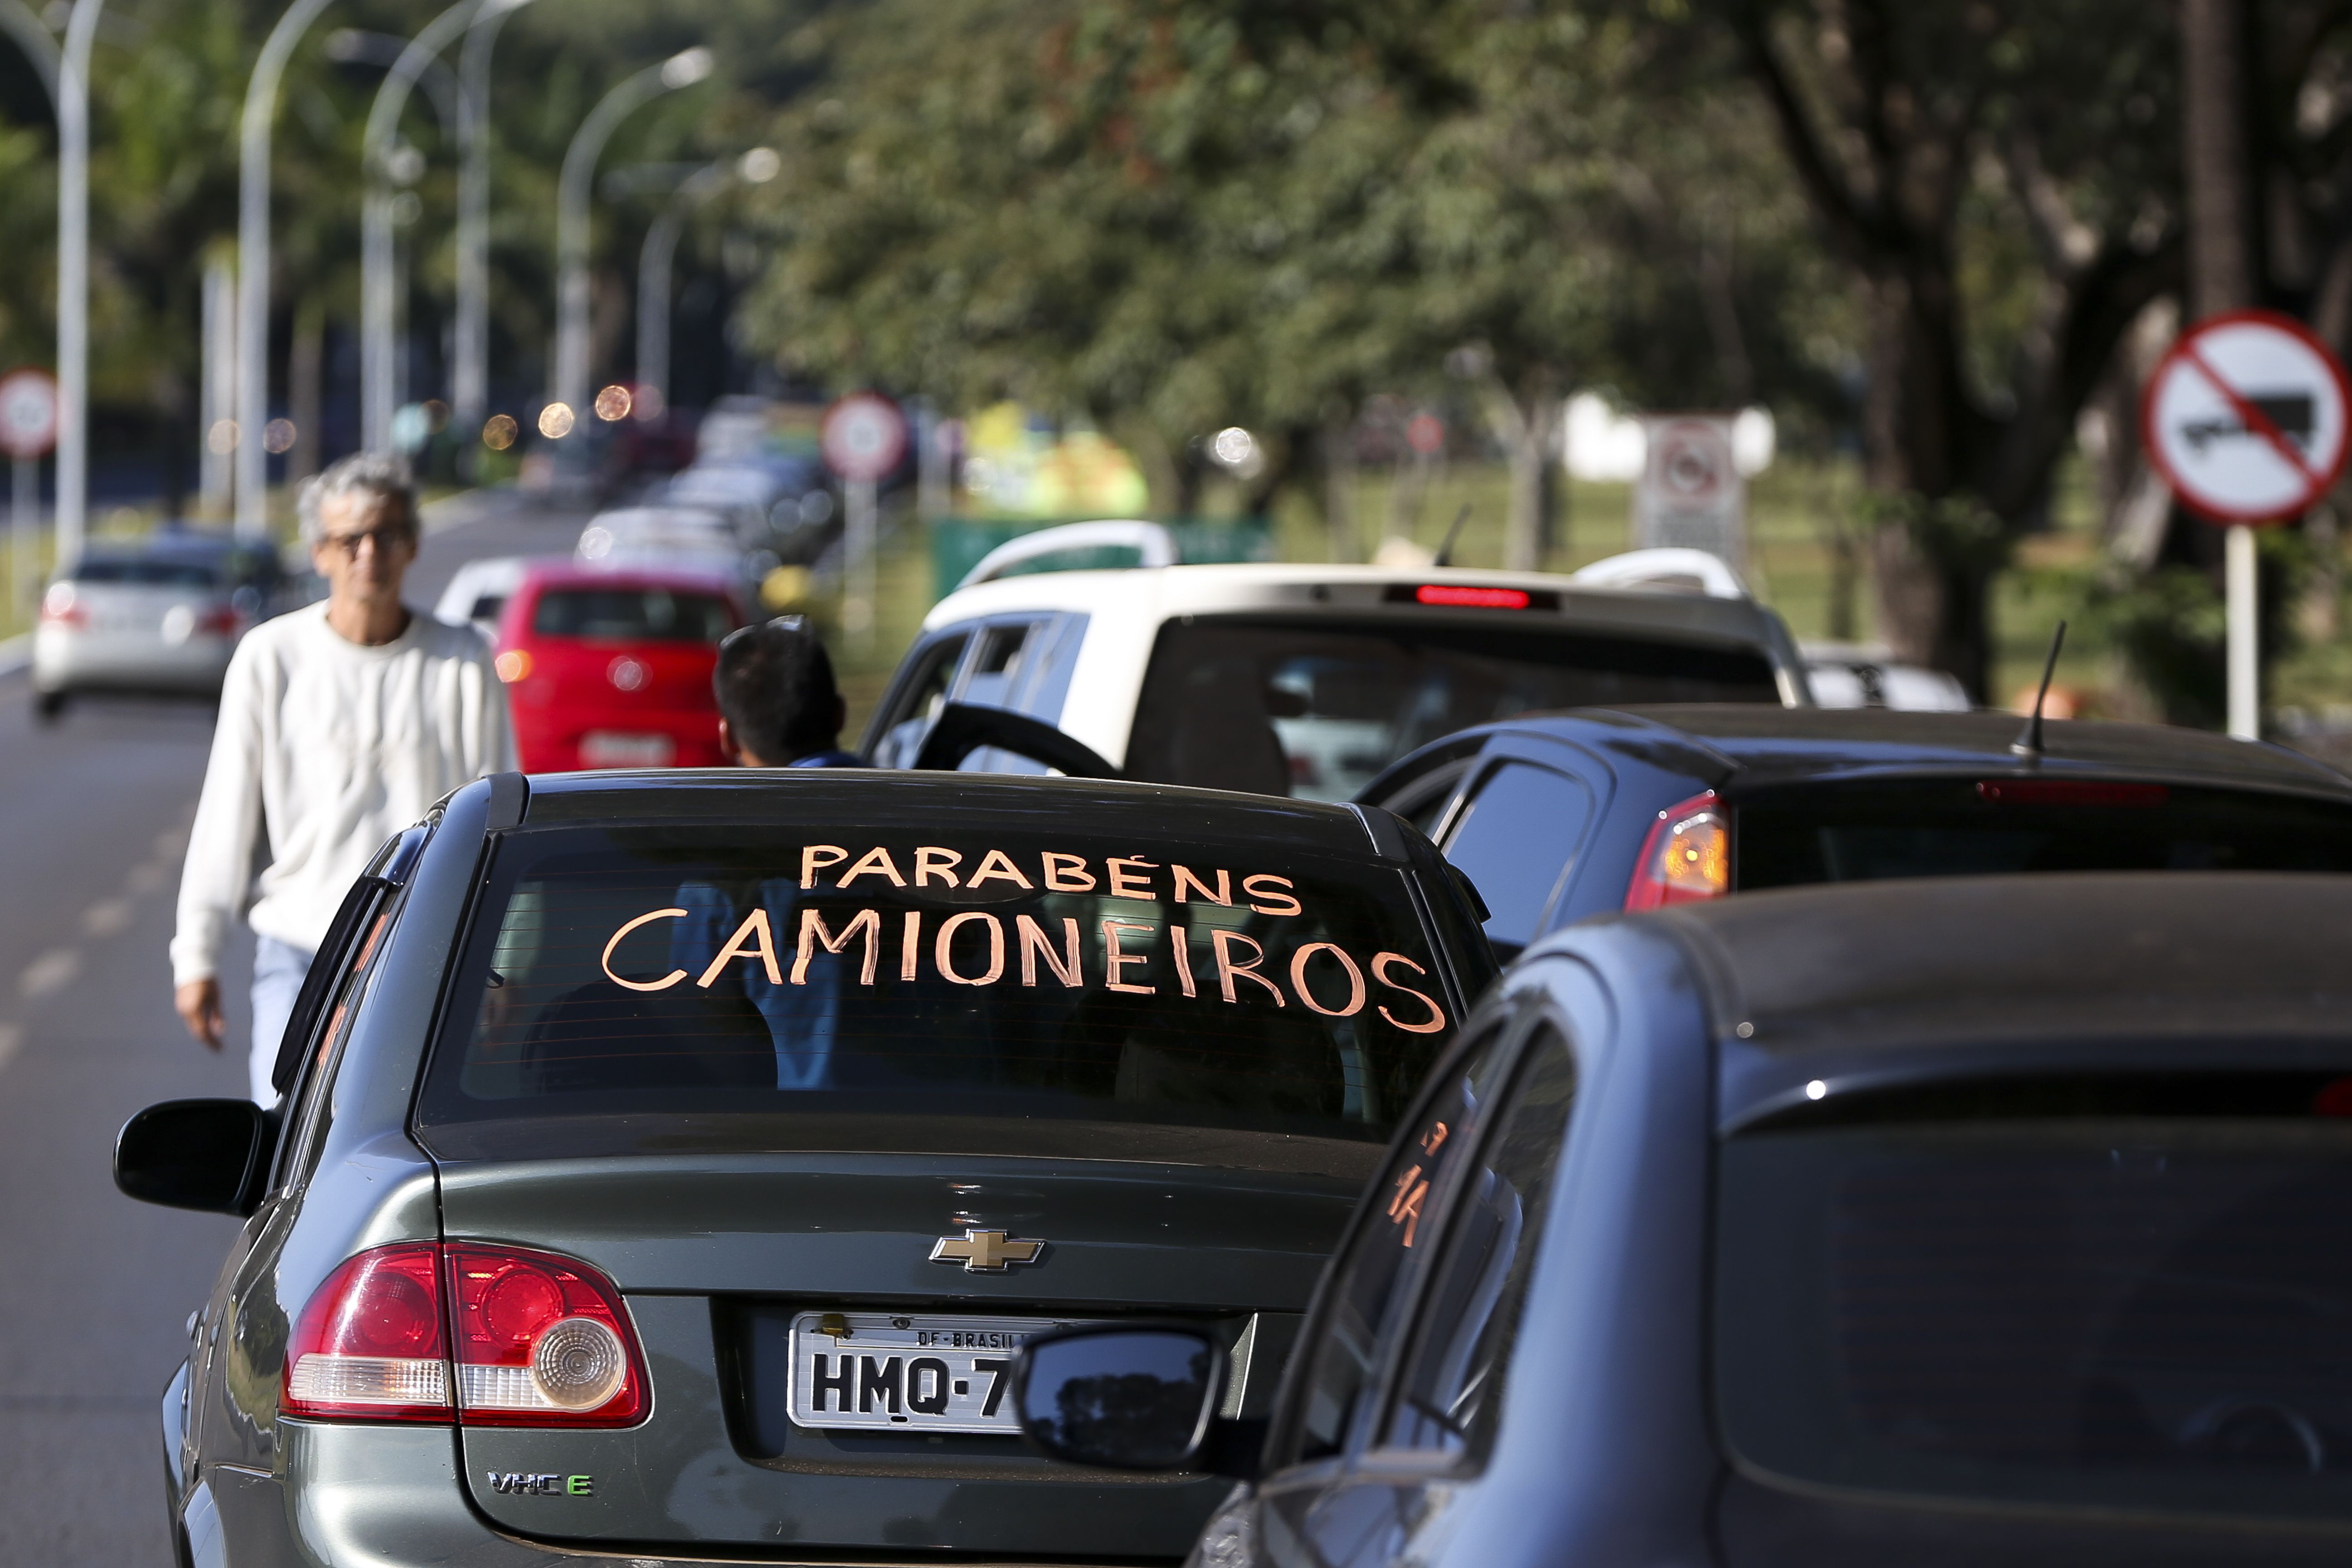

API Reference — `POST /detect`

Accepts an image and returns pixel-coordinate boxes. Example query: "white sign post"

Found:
[2143,311,2352,740]
[0,369,60,617]
[1632,415,1745,570]
[821,393,908,648]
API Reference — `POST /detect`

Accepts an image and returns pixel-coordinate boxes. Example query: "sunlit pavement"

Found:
[0,485,592,1564]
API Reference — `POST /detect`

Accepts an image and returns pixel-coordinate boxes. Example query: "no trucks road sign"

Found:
[2142,310,2352,524]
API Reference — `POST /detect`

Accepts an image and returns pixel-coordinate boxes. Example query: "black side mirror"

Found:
[1012,1325,1223,1470]
[114,1099,279,1215]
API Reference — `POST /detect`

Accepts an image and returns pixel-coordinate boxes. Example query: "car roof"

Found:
[515,767,1394,857]
[1403,704,2352,800]
[1622,872,2352,1122]
[922,563,1798,654]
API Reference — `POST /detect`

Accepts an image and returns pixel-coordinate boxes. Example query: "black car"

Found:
[1360,705,2352,958]
[1013,871,2352,1567]
[116,769,1490,1566]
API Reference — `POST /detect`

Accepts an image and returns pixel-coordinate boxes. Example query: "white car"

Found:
[430,554,535,634]
[31,533,287,719]
[863,523,1813,801]
[577,505,769,605]
[1801,640,1972,710]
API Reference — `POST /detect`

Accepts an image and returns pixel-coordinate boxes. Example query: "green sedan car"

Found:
[117,768,1490,1566]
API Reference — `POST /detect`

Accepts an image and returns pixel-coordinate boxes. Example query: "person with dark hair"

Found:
[713,615,863,769]
[682,617,858,1085]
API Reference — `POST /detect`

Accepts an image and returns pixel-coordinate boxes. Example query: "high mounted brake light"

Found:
[1381,583,1562,611]
[1977,779,2168,807]
[1625,790,1729,911]
[281,1242,647,1428]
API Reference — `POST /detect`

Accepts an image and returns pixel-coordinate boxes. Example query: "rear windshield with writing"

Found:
[1123,616,1780,803]
[531,587,733,643]
[416,826,1454,1142]
[1736,779,2352,886]
[1716,1077,2352,1521]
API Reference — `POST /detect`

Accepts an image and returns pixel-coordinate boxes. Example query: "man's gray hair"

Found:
[297,451,417,543]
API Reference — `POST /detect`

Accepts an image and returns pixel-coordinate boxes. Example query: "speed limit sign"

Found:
[0,369,59,461]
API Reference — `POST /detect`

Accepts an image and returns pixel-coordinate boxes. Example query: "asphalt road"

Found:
[0,488,588,1564]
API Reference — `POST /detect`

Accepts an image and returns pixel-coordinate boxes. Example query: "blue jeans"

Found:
[250,936,316,1107]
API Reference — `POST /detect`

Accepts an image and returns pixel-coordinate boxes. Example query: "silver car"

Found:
[32,534,283,719]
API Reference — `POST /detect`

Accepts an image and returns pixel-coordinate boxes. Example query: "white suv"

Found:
[864,524,1812,801]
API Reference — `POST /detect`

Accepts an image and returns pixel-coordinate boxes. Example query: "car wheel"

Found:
[33,689,67,724]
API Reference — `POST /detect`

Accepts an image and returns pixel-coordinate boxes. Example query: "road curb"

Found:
[0,632,27,677]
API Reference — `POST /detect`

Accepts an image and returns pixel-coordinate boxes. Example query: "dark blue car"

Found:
[1011,871,2352,1567]
[1358,705,2352,959]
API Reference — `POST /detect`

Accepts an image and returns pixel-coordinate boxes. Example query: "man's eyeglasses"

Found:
[721,613,808,649]
[317,525,417,560]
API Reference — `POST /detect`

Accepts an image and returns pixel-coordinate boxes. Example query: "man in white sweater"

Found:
[171,453,515,1103]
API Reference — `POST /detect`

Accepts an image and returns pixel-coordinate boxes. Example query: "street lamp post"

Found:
[56,0,101,566]
[551,48,711,445]
[452,0,534,446]
[234,0,338,539]
[359,1,471,452]
[631,150,771,415]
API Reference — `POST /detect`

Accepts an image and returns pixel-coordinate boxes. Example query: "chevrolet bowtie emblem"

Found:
[928,1228,1044,1272]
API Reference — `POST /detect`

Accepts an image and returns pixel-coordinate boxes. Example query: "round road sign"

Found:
[1648,418,1733,500]
[0,368,59,461]
[821,393,908,483]
[2142,309,2352,524]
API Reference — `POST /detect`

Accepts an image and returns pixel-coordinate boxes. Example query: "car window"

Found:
[1440,764,1594,956]
[868,632,970,767]
[1278,1027,1513,1468]
[1715,1073,2352,1523]
[530,587,734,642]
[414,824,1457,1148]
[271,894,401,1193]
[1124,616,1779,804]
[1379,1024,1576,1460]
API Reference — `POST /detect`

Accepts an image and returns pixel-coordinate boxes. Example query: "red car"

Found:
[492,563,745,772]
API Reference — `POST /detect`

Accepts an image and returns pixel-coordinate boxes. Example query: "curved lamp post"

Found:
[56,0,101,564]
[551,47,711,442]
[452,0,535,444]
[234,0,339,537]
[359,0,472,451]
[635,163,727,416]
[0,0,56,101]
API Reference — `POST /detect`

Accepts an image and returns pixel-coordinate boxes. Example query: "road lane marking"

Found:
[152,825,190,860]
[0,1024,21,1070]
[126,860,167,894]
[20,949,79,999]
[82,898,132,939]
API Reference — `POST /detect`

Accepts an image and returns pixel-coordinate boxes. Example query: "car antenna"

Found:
[1431,504,1472,568]
[2010,620,2067,761]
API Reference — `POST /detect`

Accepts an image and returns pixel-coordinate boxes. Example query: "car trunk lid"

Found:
[436,1141,1364,1556]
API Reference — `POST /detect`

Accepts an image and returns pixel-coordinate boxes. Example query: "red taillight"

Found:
[39,583,85,628]
[1977,779,2168,807]
[281,1244,451,1422]
[1625,789,1730,911]
[195,605,241,638]
[1415,583,1531,609]
[281,1242,647,1429]
[448,1245,647,1427]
